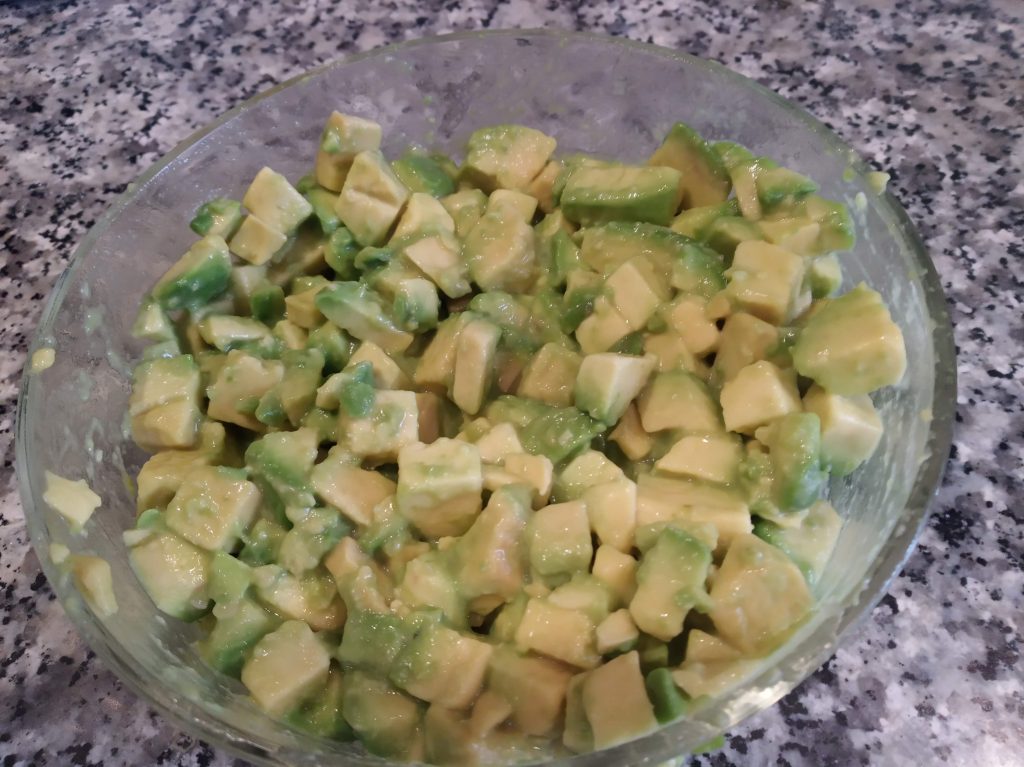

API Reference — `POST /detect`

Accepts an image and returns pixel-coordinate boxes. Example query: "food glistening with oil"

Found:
[111,114,904,762]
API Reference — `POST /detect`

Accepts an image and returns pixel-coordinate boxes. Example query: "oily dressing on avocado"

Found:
[122,112,906,764]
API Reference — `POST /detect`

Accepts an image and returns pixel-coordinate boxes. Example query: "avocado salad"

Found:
[121,112,906,764]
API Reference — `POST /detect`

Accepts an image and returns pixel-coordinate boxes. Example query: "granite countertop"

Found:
[1,1,1021,765]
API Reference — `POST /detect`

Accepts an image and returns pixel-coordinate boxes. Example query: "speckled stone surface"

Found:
[1,1,1022,765]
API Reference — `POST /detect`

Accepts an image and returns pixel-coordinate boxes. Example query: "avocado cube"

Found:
[197,315,272,351]
[713,312,780,383]
[655,433,743,484]
[516,342,582,408]
[595,608,640,655]
[399,232,470,299]
[284,285,326,329]
[806,253,843,298]
[441,188,488,239]
[135,426,221,510]
[342,672,424,760]
[190,197,243,239]
[311,451,395,526]
[664,295,720,356]
[574,352,656,426]
[515,598,599,669]
[390,622,493,709]
[720,360,801,435]
[303,187,341,235]
[528,500,592,578]
[644,667,689,724]
[277,507,349,576]
[725,240,806,325]
[581,650,658,747]
[391,192,456,240]
[671,199,739,239]
[703,215,763,258]
[129,354,200,416]
[487,189,538,223]
[709,533,812,654]
[131,399,202,451]
[132,297,177,345]
[228,215,288,266]
[575,298,632,354]
[315,112,383,191]
[341,390,419,462]
[685,628,743,662]
[793,284,907,396]
[464,207,538,293]
[315,282,413,354]
[649,122,732,208]
[591,545,637,605]
[603,256,670,330]
[337,609,417,675]
[346,340,411,389]
[165,466,260,552]
[289,668,354,741]
[245,427,319,508]
[129,531,211,620]
[802,384,882,475]
[526,159,564,213]
[67,555,117,619]
[636,475,751,555]
[637,370,723,434]
[473,422,524,464]
[253,565,347,631]
[42,471,100,533]
[484,396,605,465]
[152,235,232,311]
[583,478,638,554]
[547,575,616,624]
[206,351,284,431]
[396,552,465,626]
[755,499,842,585]
[391,154,456,199]
[335,150,410,247]
[397,438,482,538]
[503,453,554,507]
[629,526,711,641]
[451,317,501,415]
[461,124,557,193]
[241,620,330,716]
[770,194,854,255]
[199,596,278,676]
[555,450,624,501]
[208,550,253,605]
[487,644,573,737]
[562,673,593,753]
[242,167,313,233]
[763,412,829,511]
[561,165,683,227]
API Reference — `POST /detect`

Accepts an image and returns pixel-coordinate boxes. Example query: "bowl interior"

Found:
[17,30,954,767]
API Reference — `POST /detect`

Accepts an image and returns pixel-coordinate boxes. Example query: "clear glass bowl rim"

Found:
[16,27,957,767]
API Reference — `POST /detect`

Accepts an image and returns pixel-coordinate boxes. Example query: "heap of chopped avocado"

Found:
[122,111,905,764]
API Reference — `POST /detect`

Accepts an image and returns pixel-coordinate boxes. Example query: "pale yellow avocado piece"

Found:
[591,545,638,605]
[273,319,308,350]
[242,620,330,716]
[401,231,472,298]
[528,500,593,578]
[609,404,653,461]
[759,218,822,256]
[131,400,202,451]
[441,188,488,239]
[665,295,720,356]
[207,351,285,431]
[562,673,593,753]
[487,188,538,223]
[581,651,657,749]
[415,391,444,444]
[413,313,472,391]
[252,565,347,631]
[452,485,530,602]
[685,628,743,662]
[487,645,573,737]
[725,240,806,325]
[69,555,118,618]
[643,331,701,374]
[714,311,780,382]
[516,342,582,407]
[391,192,456,240]
[284,286,326,329]
[583,479,637,553]
[709,533,812,654]
[575,297,632,354]
[574,352,656,425]
[464,206,537,293]
[323,536,371,586]
[636,475,750,554]
[165,465,260,552]
[655,433,743,484]
[719,360,801,434]
[595,608,640,654]
[557,450,624,501]
[603,256,670,330]
[515,598,600,669]
[43,472,101,532]
[637,370,723,433]
[129,355,201,416]
[474,422,525,464]
[397,438,483,538]
[451,317,501,415]
[461,124,557,192]
[347,340,412,390]
[340,390,419,462]
[503,453,554,507]
[197,314,273,350]
[396,622,494,709]
[803,384,883,475]
[335,150,410,247]
[672,658,759,699]
[315,111,383,191]
[228,214,288,266]
[311,448,395,525]
[242,167,313,233]
[526,159,563,213]
[129,531,211,619]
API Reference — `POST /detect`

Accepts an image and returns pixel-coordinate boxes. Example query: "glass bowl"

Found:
[16,29,955,766]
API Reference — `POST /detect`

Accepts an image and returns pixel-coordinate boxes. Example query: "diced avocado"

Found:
[636,370,722,434]
[338,608,418,675]
[316,361,376,415]
[629,526,711,641]
[335,150,410,247]
[526,158,564,213]
[807,253,842,299]
[604,256,670,330]
[440,188,488,239]
[580,478,636,554]
[464,204,537,293]
[67,555,117,618]
[342,671,424,760]
[165,466,260,552]
[238,518,287,567]
[451,484,530,604]
[390,620,494,709]
[760,412,828,511]
[131,399,203,451]
[514,597,599,669]
[196,315,272,352]
[467,291,539,353]
[340,389,419,462]
[248,282,285,325]
[208,550,253,604]
[315,112,383,192]
[708,533,812,654]
[655,433,743,485]
[562,673,593,753]
[719,360,801,434]
[357,497,410,556]
[324,226,360,279]
[792,284,907,395]
[713,312,780,383]
[42,471,101,532]
[278,506,350,575]
[129,354,201,437]
[575,297,632,355]
[766,194,855,254]
[241,620,330,716]
[242,167,313,233]
[206,350,284,431]
[132,297,177,345]
[580,651,658,748]
[399,231,471,299]
[229,215,289,266]
[727,157,771,220]
[528,500,592,579]
[289,668,355,741]
[703,215,762,258]
[578,221,690,283]
[190,197,243,239]
[461,124,557,192]
[487,644,573,737]
[304,186,341,235]
[554,450,624,502]
[152,235,232,311]
[711,140,755,171]
[129,530,211,619]
[649,122,732,208]
[198,596,279,676]
[392,153,456,198]
[484,396,605,464]
[517,343,582,407]
[267,347,325,427]
[391,193,456,241]
[645,667,689,724]
[574,353,656,425]
[608,403,652,462]
[315,281,413,354]
[397,438,482,538]
[252,565,346,631]
[561,164,683,227]
[725,240,806,325]
[594,607,639,654]
[802,384,883,475]
[397,551,466,626]
[591,545,637,607]
[755,499,841,585]
[671,199,740,239]
[245,427,319,508]
[542,227,583,291]
[306,322,354,374]
[756,165,817,210]
[311,448,394,525]
[548,575,615,625]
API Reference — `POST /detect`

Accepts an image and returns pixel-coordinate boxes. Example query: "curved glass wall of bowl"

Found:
[17,30,954,767]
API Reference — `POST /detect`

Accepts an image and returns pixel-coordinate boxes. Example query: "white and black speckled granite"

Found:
[1,1,1022,765]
